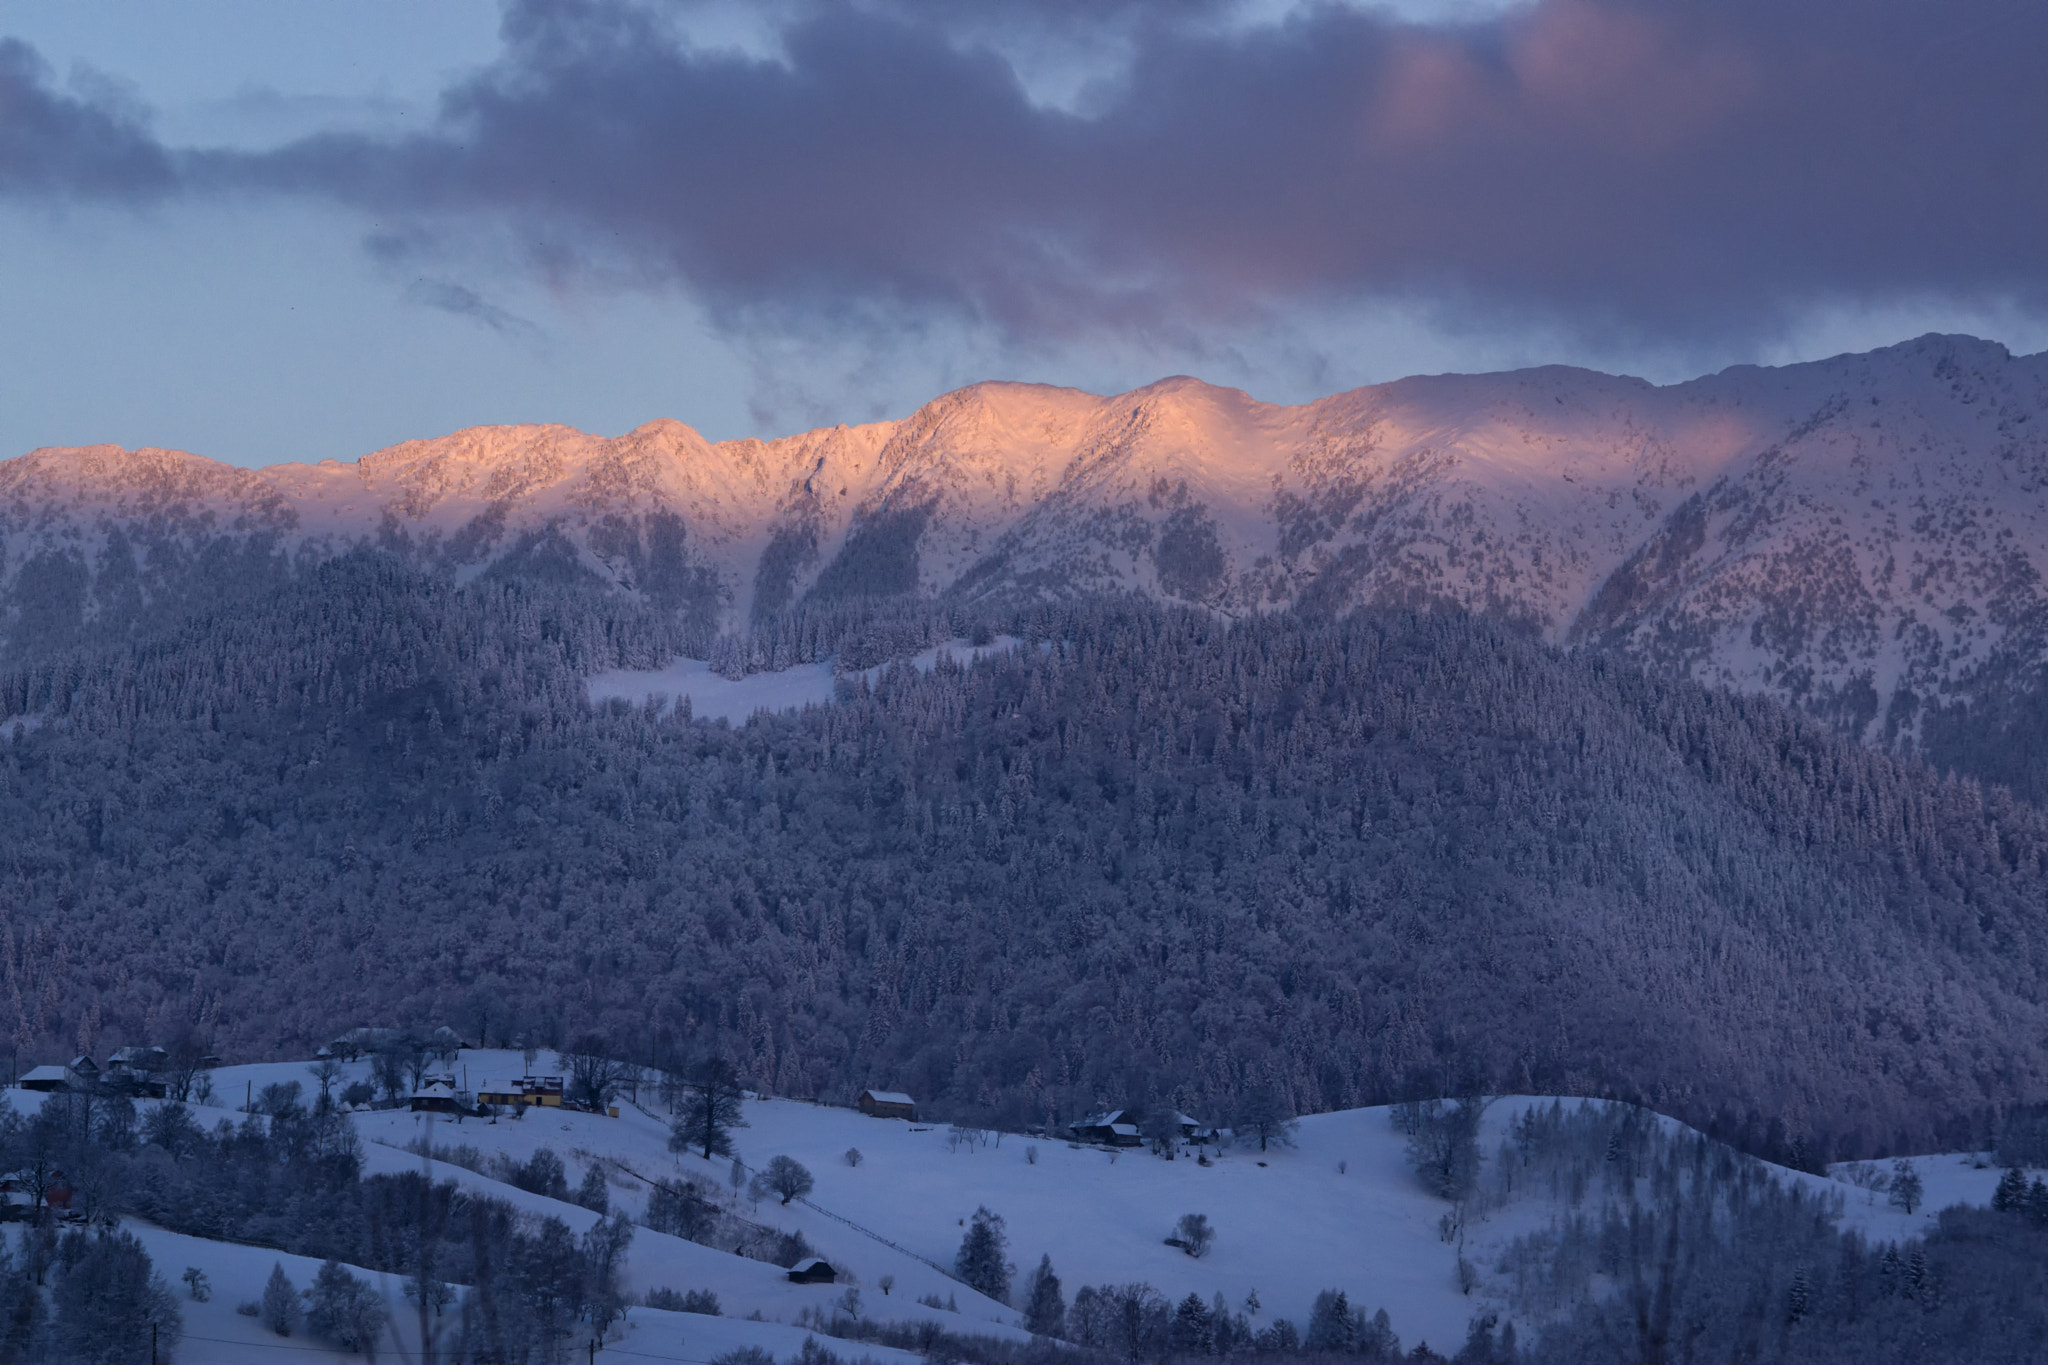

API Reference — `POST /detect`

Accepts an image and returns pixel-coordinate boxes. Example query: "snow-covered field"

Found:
[586,637,1026,724]
[13,1053,2015,1363]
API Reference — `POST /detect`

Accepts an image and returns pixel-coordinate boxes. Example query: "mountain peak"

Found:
[5,336,2048,757]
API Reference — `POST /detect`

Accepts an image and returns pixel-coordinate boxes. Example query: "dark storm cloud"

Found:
[6,1,2046,342]
[0,39,174,199]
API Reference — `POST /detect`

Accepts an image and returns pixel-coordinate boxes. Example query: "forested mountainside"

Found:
[8,336,2048,794]
[5,555,2048,1161]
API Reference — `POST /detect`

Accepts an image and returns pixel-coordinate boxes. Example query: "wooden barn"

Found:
[857,1089,917,1121]
[786,1257,838,1284]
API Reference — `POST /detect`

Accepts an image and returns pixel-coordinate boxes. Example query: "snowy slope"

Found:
[7,335,2048,745]
[143,1054,2013,1358]
[586,637,1028,723]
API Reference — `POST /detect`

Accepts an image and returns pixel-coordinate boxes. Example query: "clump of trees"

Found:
[1395,1098,1488,1202]
[0,1085,638,1360]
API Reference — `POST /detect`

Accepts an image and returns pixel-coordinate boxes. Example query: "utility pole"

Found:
[151,1322,157,1364]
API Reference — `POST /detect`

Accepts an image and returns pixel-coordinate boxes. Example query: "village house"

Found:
[1069,1110,1144,1146]
[856,1089,918,1120]
[107,1045,167,1074]
[409,1080,462,1114]
[476,1076,565,1109]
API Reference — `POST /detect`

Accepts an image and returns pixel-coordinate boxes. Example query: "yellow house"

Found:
[477,1076,565,1108]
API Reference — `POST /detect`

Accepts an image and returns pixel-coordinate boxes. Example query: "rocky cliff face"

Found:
[7,333,2048,755]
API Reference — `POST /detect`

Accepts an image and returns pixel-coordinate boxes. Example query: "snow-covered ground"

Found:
[586,637,1026,723]
[12,1055,2019,1362]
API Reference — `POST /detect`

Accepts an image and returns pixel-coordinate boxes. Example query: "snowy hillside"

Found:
[7,335,2048,753]
[28,1050,2006,1363]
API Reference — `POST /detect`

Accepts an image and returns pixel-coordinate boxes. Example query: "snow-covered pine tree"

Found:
[954,1206,1013,1304]
[1022,1254,1065,1337]
[260,1262,301,1336]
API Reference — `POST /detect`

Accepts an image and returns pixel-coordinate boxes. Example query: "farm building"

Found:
[857,1089,917,1120]
[786,1257,838,1284]
[1070,1110,1144,1146]
[16,1065,68,1092]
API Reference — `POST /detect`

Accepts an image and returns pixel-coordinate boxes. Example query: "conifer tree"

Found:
[1022,1254,1065,1337]
[955,1206,1012,1305]
[260,1262,302,1336]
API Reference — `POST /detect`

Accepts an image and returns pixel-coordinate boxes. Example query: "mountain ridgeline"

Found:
[10,334,2048,796]
[4,557,2047,1161]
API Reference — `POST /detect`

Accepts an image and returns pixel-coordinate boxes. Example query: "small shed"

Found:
[17,1065,68,1093]
[858,1089,917,1121]
[786,1257,838,1285]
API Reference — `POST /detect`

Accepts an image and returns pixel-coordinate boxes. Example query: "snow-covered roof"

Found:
[412,1081,456,1098]
[862,1090,915,1105]
[789,1258,832,1273]
[19,1065,66,1083]
[1108,1124,1141,1137]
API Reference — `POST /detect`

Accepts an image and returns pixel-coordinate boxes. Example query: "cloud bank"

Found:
[5,0,2045,348]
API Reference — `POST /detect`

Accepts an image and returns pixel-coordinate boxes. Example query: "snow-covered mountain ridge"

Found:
[7,333,2047,748]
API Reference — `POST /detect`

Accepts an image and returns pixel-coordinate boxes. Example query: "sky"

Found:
[1,0,2044,467]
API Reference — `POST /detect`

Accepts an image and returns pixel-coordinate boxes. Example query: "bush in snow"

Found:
[648,1286,722,1315]
[181,1266,210,1301]
[844,1147,863,1167]
[1173,1212,1214,1258]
